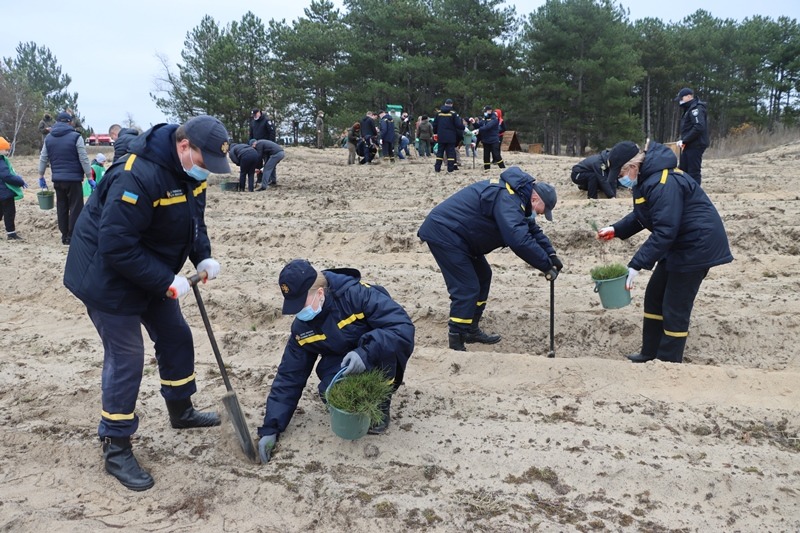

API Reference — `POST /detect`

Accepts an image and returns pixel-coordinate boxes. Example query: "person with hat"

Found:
[249,138,285,189]
[433,98,462,173]
[249,108,276,143]
[674,87,709,185]
[378,110,396,163]
[315,110,326,149]
[228,141,262,192]
[418,166,562,351]
[0,136,27,240]
[38,111,93,245]
[596,140,732,364]
[256,259,415,463]
[63,115,232,491]
[570,147,620,199]
[474,106,506,171]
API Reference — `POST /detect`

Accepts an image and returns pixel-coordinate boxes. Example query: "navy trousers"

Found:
[679,145,705,185]
[427,242,492,334]
[88,297,198,438]
[434,143,457,172]
[482,142,505,170]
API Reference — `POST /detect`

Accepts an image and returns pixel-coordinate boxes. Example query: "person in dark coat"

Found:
[0,136,27,240]
[109,124,140,162]
[37,113,54,145]
[359,111,379,163]
[432,99,462,173]
[674,88,709,185]
[63,115,232,491]
[346,122,360,164]
[475,106,506,171]
[418,166,562,351]
[38,112,92,245]
[379,110,396,163]
[597,140,733,364]
[249,108,276,142]
[228,142,262,192]
[416,115,433,157]
[256,259,415,463]
[250,139,285,189]
[570,148,618,199]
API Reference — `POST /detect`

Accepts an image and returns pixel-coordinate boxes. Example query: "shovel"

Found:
[169,273,258,462]
[547,278,555,358]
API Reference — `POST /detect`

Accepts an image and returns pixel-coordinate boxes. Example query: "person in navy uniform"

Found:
[597,140,732,364]
[63,115,232,491]
[418,166,562,351]
[228,142,262,192]
[474,105,506,171]
[674,87,709,185]
[570,148,619,199]
[257,259,415,463]
[432,98,462,173]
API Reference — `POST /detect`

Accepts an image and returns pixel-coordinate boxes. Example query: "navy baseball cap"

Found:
[606,141,640,182]
[56,112,72,122]
[674,87,693,102]
[279,259,318,314]
[183,115,231,174]
[532,182,557,221]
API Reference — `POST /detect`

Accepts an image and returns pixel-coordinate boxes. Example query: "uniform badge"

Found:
[221,141,229,155]
[166,188,183,198]
[691,109,699,117]
[281,283,290,294]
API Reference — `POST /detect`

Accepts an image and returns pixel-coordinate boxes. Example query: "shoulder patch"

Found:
[691,109,699,117]
[121,191,139,205]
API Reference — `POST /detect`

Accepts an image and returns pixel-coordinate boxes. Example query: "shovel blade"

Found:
[222,391,258,463]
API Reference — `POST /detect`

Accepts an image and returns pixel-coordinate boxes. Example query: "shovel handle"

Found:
[166,271,207,298]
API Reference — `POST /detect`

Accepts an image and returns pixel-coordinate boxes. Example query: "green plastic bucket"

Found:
[37,190,55,210]
[593,274,631,309]
[325,368,371,441]
[220,181,239,192]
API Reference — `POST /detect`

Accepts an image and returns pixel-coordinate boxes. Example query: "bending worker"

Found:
[597,140,732,363]
[257,259,415,463]
[418,166,562,351]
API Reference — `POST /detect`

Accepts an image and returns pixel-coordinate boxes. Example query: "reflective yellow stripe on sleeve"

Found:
[298,334,327,346]
[660,169,669,184]
[124,154,137,171]
[160,373,196,387]
[338,313,365,329]
[193,182,207,196]
[153,195,187,207]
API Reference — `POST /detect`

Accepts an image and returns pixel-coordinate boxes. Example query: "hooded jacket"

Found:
[113,128,139,162]
[258,268,415,437]
[679,98,709,149]
[64,123,212,314]
[418,167,555,272]
[228,142,261,168]
[432,104,462,144]
[39,122,91,182]
[477,112,501,145]
[613,142,732,272]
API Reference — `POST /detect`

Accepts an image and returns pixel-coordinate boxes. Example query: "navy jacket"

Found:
[113,128,139,162]
[571,149,616,197]
[228,143,261,168]
[613,142,732,272]
[252,140,283,161]
[379,114,396,143]
[360,115,378,139]
[432,104,462,144]
[0,156,25,201]
[679,99,709,149]
[258,269,415,437]
[477,112,501,145]
[40,122,91,182]
[418,167,555,272]
[64,124,212,314]
[249,115,276,142]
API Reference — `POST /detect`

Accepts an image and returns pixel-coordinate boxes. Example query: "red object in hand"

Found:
[433,134,438,142]
[597,227,615,241]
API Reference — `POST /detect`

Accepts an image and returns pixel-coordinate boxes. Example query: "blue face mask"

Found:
[296,291,323,321]
[183,148,210,181]
[618,176,635,188]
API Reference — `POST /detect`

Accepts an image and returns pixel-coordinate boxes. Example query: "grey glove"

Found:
[341,350,366,375]
[258,434,276,464]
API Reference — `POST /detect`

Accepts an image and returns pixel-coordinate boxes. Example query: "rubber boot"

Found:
[628,315,662,363]
[368,398,391,435]
[103,437,155,491]
[166,398,221,429]
[464,325,501,344]
[448,332,466,351]
[7,232,22,240]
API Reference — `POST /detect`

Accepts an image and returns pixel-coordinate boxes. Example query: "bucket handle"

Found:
[593,281,601,293]
[325,367,348,403]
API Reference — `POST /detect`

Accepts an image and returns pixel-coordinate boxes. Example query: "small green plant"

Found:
[590,263,628,280]
[327,370,393,425]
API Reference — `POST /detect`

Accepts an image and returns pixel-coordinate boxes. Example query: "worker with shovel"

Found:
[418,166,562,351]
[257,259,415,464]
[64,115,232,491]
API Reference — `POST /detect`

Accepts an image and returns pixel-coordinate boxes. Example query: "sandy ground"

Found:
[1,142,799,532]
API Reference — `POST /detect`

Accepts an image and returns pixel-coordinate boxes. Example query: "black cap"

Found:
[606,141,640,181]
[532,182,557,221]
[56,112,72,122]
[444,98,453,105]
[183,115,231,174]
[279,259,318,314]
[252,108,260,115]
[673,87,693,102]
[483,105,493,111]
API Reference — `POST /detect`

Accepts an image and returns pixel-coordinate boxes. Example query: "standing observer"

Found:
[64,115,232,491]
[675,87,709,185]
[433,99,462,173]
[597,140,732,364]
[475,105,506,171]
[418,166,562,351]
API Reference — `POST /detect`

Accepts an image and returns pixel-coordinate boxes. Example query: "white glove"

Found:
[197,258,220,280]
[625,267,639,290]
[168,275,191,299]
[341,351,366,375]
[597,226,615,241]
[676,139,684,149]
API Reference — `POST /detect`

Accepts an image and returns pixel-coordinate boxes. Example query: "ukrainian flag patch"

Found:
[121,191,139,205]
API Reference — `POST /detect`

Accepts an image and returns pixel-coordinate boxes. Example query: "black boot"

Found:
[7,232,22,240]
[627,353,656,363]
[368,398,391,435]
[166,398,221,429]
[448,332,466,351]
[464,326,501,344]
[102,437,154,491]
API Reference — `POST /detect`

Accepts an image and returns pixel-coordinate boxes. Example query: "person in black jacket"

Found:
[475,105,506,171]
[250,139,285,189]
[359,111,379,163]
[597,140,732,364]
[674,88,709,185]
[63,115,232,491]
[108,124,140,162]
[228,142,262,191]
[570,148,618,199]
[418,166,562,351]
[249,108,276,142]
[379,110,396,163]
[433,99,461,173]
[256,259,415,464]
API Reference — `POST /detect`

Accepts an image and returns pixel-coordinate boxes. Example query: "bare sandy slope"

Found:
[1,143,799,532]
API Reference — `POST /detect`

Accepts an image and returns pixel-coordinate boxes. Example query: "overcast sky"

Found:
[3,0,797,133]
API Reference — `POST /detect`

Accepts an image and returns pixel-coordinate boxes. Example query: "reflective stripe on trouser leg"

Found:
[427,242,485,335]
[141,297,198,402]
[491,143,505,168]
[87,308,145,438]
[657,267,708,363]
[642,262,668,357]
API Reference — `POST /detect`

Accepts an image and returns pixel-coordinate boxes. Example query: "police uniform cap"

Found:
[183,115,232,174]
[532,182,557,221]
[674,87,693,102]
